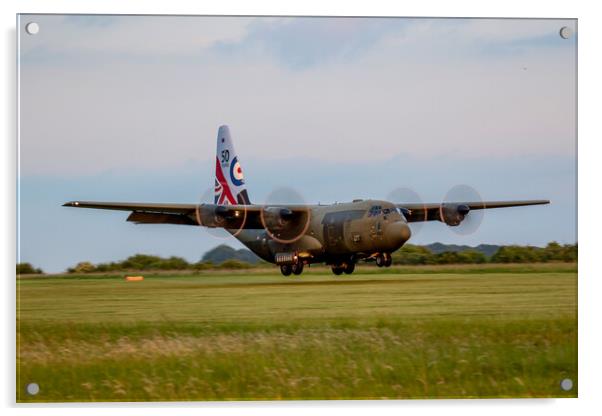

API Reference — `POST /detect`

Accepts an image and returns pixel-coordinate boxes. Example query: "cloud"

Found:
[212,17,576,69]
[213,17,409,69]
[18,16,576,179]
[19,14,252,63]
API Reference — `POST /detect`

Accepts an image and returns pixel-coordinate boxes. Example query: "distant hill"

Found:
[201,244,262,264]
[425,243,501,258]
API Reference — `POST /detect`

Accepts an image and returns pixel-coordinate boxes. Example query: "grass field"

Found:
[17,264,577,402]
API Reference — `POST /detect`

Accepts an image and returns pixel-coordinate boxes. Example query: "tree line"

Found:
[392,242,577,265]
[16,242,577,275]
[65,254,259,274]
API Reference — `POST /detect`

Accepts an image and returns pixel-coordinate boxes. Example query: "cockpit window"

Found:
[368,205,382,217]
[396,207,409,218]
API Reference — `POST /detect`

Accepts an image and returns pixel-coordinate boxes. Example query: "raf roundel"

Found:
[229,156,245,186]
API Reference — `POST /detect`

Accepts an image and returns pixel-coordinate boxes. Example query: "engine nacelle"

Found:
[439,203,470,226]
[262,207,294,229]
[261,206,310,243]
[196,204,245,228]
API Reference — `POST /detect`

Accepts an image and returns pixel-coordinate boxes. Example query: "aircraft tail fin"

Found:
[214,125,251,205]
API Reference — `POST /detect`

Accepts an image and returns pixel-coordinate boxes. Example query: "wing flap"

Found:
[126,211,197,225]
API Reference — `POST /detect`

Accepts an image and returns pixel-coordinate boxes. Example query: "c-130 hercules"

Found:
[64,126,549,276]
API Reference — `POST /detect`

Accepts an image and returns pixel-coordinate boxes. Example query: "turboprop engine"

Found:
[261,206,310,243]
[439,203,471,226]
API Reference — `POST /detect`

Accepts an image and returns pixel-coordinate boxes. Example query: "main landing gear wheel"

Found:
[384,253,392,267]
[343,262,355,275]
[280,264,292,276]
[331,265,344,275]
[292,262,304,275]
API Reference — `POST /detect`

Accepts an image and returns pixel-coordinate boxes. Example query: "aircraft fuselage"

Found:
[233,199,411,266]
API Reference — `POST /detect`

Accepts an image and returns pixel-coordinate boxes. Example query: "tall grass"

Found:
[17,271,577,402]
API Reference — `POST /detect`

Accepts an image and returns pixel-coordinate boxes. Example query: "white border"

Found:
[3,1,599,415]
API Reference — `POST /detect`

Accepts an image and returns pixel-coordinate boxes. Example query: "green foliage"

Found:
[67,252,260,274]
[192,261,214,271]
[394,242,577,265]
[491,242,577,263]
[63,242,577,274]
[433,250,487,264]
[75,254,191,273]
[391,244,433,265]
[72,262,96,274]
[393,245,494,265]
[218,259,252,269]
[16,263,43,275]
[456,250,488,264]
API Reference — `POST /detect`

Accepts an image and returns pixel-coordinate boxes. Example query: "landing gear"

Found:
[332,261,355,276]
[281,261,304,276]
[292,262,304,275]
[376,253,392,268]
[331,265,344,275]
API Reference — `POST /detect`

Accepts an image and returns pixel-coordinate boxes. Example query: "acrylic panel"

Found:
[17,14,577,402]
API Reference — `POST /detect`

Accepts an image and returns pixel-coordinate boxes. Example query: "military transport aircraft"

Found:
[64,126,549,276]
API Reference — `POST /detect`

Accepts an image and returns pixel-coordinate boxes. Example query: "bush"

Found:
[151,256,189,270]
[491,246,542,263]
[70,261,96,273]
[218,260,252,269]
[92,254,191,272]
[192,261,214,271]
[543,242,577,262]
[16,263,43,275]
[121,254,164,270]
[392,245,434,265]
[393,245,487,265]
[456,250,487,264]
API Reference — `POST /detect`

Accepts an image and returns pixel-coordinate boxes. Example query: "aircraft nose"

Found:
[385,221,412,248]
[400,222,411,242]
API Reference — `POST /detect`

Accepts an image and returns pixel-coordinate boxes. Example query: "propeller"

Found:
[386,187,425,236]
[260,187,311,244]
[440,184,484,235]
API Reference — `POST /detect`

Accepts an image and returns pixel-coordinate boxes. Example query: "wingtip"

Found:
[63,201,80,207]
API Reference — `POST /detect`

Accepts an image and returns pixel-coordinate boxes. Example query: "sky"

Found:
[17,15,577,273]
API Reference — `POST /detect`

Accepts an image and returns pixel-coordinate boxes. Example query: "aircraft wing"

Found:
[62,201,310,231]
[62,201,200,225]
[398,200,550,223]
